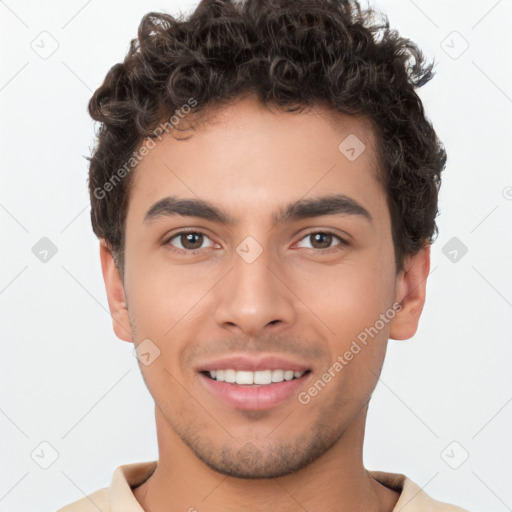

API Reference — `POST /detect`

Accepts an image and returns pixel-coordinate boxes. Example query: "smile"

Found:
[198,369,312,410]
[204,369,308,385]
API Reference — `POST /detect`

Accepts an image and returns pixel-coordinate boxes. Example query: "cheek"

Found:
[289,255,395,403]
[127,252,217,332]
[293,258,395,339]
[125,258,217,388]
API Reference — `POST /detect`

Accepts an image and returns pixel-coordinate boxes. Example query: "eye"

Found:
[165,230,216,253]
[295,230,348,251]
[163,229,349,255]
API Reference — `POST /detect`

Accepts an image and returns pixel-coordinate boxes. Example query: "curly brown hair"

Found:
[87,0,446,278]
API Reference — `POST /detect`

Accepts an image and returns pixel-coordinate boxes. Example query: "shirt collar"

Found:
[109,461,455,512]
[111,461,156,512]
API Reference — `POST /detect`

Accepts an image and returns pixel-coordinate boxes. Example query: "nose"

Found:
[214,243,297,338]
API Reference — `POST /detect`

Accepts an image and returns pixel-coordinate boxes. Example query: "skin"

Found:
[100,94,430,512]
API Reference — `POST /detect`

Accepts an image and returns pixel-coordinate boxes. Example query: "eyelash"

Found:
[163,229,349,255]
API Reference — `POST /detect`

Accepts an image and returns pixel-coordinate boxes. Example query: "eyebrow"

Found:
[143,194,373,227]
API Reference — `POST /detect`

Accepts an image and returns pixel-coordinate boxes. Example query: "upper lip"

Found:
[196,354,311,373]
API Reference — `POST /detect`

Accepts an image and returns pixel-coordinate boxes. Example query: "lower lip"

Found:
[198,372,311,411]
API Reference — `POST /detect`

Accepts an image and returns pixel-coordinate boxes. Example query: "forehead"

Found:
[127,96,385,225]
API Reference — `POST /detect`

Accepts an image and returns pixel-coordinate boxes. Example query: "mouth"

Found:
[197,366,313,411]
[200,368,311,385]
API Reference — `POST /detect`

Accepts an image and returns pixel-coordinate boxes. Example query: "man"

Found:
[58,0,469,510]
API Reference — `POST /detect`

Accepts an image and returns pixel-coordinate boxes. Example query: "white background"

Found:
[1,1,511,510]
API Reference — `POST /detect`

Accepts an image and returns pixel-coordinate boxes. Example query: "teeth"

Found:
[208,369,306,385]
[236,370,254,385]
[224,369,236,383]
[271,369,284,382]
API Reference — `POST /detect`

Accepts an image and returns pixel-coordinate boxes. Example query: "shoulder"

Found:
[401,476,469,512]
[56,487,110,512]
[370,470,471,512]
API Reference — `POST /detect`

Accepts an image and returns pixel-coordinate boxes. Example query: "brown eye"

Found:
[180,233,203,250]
[309,232,333,249]
[296,231,347,251]
[166,231,215,253]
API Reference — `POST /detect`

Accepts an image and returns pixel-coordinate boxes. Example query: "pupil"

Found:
[313,233,331,248]
[183,233,202,249]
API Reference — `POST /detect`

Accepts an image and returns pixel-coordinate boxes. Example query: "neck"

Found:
[133,405,399,512]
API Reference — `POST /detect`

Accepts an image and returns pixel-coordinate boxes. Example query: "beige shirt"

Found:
[57,461,469,511]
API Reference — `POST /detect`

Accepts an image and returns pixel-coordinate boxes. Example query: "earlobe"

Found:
[99,239,133,343]
[389,245,431,341]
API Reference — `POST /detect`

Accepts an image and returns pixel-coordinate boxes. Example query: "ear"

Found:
[99,239,133,343]
[389,245,430,341]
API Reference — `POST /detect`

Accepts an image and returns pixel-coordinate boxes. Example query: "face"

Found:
[101,95,429,479]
